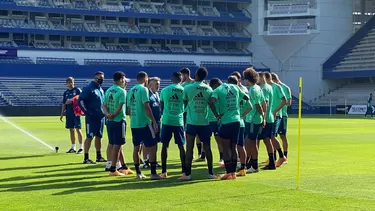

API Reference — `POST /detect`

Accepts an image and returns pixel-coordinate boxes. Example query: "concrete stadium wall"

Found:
[248,0,353,102]
[0,106,60,116]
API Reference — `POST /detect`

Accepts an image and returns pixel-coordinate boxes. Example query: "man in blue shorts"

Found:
[207,80,223,166]
[243,68,266,173]
[209,76,249,180]
[265,72,287,167]
[127,71,161,180]
[258,72,276,170]
[60,77,83,154]
[180,68,205,161]
[103,71,134,176]
[272,72,292,160]
[142,77,162,169]
[159,72,186,178]
[230,72,252,176]
[78,71,106,164]
[178,67,215,180]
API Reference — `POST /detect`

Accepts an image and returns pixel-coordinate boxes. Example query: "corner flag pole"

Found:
[296,77,302,190]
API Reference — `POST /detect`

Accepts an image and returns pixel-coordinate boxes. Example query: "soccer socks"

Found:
[106,161,112,169]
[274,150,277,161]
[197,143,202,156]
[84,153,89,160]
[224,160,231,173]
[150,162,157,175]
[134,164,141,174]
[240,163,246,170]
[71,144,76,150]
[96,151,102,160]
[246,157,251,169]
[109,165,116,173]
[79,144,83,150]
[121,164,129,170]
[277,148,284,158]
[231,160,238,173]
[161,146,168,173]
[268,153,275,166]
[284,151,288,158]
[250,158,258,170]
[219,152,223,160]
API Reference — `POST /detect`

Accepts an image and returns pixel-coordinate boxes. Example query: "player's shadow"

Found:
[0,154,47,161]
[0,162,82,172]
[1,166,224,194]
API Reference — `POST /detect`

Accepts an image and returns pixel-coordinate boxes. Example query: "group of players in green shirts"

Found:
[102,66,291,180]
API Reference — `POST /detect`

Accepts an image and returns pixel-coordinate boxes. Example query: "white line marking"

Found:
[0,115,54,151]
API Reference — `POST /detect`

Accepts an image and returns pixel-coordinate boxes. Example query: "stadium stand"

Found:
[313,83,374,106]
[0,0,252,55]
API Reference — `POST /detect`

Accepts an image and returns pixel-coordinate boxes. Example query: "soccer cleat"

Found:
[232,174,237,180]
[177,174,192,181]
[136,173,147,179]
[218,159,224,166]
[283,157,288,164]
[96,157,107,162]
[261,165,276,170]
[194,155,205,162]
[246,167,259,173]
[160,172,168,179]
[66,148,76,153]
[150,174,162,180]
[83,159,96,164]
[143,163,150,169]
[220,173,233,180]
[276,157,287,168]
[236,169,246,177]
[208,174,218,179]
[120,168,134,175]
[109,171,125,176]
[76,149,83,154]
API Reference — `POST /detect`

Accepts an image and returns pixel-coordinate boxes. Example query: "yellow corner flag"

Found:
[297,77,302,190]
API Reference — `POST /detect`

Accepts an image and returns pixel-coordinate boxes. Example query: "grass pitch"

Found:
[0,115,375,211]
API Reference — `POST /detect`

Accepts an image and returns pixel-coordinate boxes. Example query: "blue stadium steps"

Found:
[290,95,317,114]
[0,96,9,106]
[323,14,375,78]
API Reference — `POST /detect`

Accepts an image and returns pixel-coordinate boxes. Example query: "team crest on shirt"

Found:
[73,91,76,95]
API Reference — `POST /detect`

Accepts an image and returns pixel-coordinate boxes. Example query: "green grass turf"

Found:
[1,115,375,211]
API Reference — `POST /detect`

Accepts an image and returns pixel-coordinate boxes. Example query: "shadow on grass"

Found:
[0,162,82,172]
[1,166,224,194]
[0,154,47,161]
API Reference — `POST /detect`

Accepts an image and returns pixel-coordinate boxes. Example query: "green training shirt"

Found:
[104,84,126,122]
[183,81,212,126]
[127,84,151,128]
[160,83,184,126]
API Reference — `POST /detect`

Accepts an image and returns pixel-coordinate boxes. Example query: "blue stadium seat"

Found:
[36,57,78,65]
[84,59,141,66]
[0,57,34,64]
[144,60,197,67]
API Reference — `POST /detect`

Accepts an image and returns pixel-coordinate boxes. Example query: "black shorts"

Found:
[218,122,240,144]
[106,120,126,145]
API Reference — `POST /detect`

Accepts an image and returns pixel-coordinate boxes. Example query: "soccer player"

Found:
[180,68,205,161]
[60,77,83,154]
[159,72,186,178]
[272,73,292,159]
[257,72,276,170]
[230,71,252,176]
[365,93,373,118]
[243,68,265,173]
[207,81,223,166]
[127,71,160,180]
[178,67,215,180]
[142,77,162,169]
[265,72,287,167]
[210,76,249,180]
[78,71,107,164]
[103,71,134,176]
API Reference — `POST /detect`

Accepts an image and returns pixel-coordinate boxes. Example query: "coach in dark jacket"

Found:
[78,71,107,164]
